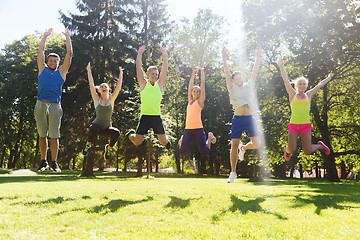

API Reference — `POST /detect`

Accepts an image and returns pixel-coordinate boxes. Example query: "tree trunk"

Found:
[340,160,347,179]
[175,152,181,173]
[136,155,143,177]
[299,163,303,179]
[273,162,286,178]
[155,148,159,173]
[81,149,95,177]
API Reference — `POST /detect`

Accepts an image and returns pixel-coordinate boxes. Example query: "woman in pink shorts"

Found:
[278,57,332,161]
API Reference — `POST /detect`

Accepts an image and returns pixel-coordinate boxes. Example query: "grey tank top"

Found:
[92,99,113,129]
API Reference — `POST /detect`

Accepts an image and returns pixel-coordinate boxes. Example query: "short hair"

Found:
[231,71,241,79]
[147,66,158,73]
[47,53,60,62]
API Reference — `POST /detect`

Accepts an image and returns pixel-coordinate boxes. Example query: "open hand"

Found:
[43,28,53,37]
[62,28,71,37]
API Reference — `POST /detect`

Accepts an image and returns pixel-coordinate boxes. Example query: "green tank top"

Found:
[290,94,310,124]
[140,82,162,116]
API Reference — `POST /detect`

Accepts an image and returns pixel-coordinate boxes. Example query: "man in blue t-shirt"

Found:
[35,28,72,172]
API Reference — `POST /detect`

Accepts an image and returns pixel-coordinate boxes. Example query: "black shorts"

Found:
[136,115,165,135]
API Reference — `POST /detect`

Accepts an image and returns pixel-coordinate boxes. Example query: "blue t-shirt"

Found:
[37,68,64,103]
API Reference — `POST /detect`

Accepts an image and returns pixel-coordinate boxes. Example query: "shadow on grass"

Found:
[212,194,287,223]
[23,196,76,205]
[249,178,360,215]
[164,196,202,209]
[89,196,154,214]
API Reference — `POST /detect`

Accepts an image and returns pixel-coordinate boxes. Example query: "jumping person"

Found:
[35,28,73,172]
[222,46,262,183]
[278,56,332,161]
[128,45,170,148]
[178,67,216,156]
[82,63,123,159]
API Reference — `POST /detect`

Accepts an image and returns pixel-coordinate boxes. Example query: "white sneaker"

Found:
[238,144,246,161]
[227,172,237,183]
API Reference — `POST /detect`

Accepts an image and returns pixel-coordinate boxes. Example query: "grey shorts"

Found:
[34,100,63,138]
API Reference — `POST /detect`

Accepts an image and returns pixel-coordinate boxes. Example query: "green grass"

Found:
[1,170,360,239]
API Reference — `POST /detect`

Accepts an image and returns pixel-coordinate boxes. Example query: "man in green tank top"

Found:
[128,45,170,149]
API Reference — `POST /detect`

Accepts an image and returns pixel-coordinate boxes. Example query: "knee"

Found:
[251,138,261,149]
[302,148,312,155]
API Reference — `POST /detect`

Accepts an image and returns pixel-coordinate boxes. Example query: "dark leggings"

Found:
[87,123,120,147]
[180,128,209,156]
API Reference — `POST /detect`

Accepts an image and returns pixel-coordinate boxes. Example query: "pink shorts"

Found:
[288,123,312,135]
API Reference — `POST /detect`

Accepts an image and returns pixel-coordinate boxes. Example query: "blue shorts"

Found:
[229,115,258,139]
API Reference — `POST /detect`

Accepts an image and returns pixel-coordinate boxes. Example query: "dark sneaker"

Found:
[104,144,111,160]
[50,161,61,172]
[37,160,49,172]
[82,144,91,156]
[125,129,136,140]
[165,140,171,150]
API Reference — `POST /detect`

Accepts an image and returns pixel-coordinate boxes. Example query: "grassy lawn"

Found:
[0,169,359,239]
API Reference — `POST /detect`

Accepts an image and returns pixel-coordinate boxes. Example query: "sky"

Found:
[0,0,243,49]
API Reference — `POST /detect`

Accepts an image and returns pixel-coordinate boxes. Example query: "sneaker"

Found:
[50,161,61,172]
[238,144,245,161]
[82,144,91,156]
[227,172,237,183]
[284,147,291,161]
[37,160,49,172]
[318,141,330,155]
[165,140,171,150]
[104,144,111,160]
[208,132,216,144]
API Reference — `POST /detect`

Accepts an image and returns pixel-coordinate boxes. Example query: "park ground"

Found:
[0,169,359,239]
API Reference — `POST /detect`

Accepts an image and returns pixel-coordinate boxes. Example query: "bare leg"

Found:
[50,138,59,162]
[157,134,169,145]
[39,136,48,160]
[230,138,241,172]
[243,136,261,151]
[129,134,144,145]
[300,131,322,155]
[287,131,299,154]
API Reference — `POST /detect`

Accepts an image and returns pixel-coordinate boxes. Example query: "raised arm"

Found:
[136,45,147,90]
[307,72,332,98]
[110,66,123,105]
[86,62,99,108]
[278,57,296,98]
[37,28,52,75]
[158,46,168,90]
[59,28,73,80]
[222,47,232,86]
[188,67,200,101]
[198,68,205,109]
[249,46,262,83]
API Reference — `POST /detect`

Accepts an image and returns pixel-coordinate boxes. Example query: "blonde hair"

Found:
[147,66,158,73]
[291,76,308,89]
